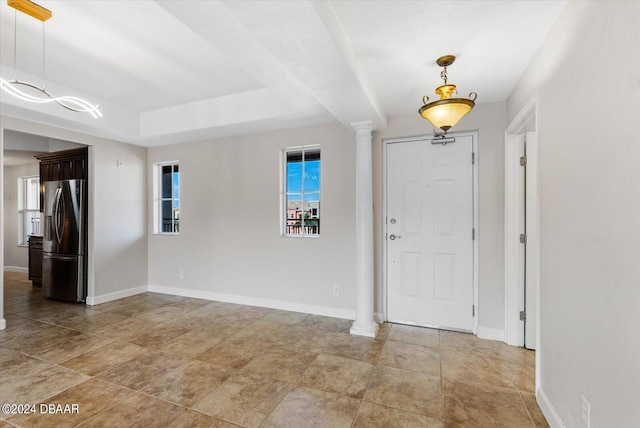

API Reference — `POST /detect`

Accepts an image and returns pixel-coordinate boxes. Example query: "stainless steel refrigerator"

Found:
[42,179,87,302]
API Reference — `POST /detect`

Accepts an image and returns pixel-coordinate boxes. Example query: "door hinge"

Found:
[519,156,527,167]
[472,152,476,164]
[472,305,475,317]
[472,228,475,240]
[520,311,527,322]
[519,233,527,244]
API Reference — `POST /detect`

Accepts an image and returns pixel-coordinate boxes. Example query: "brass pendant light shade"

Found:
[419,55,476,133]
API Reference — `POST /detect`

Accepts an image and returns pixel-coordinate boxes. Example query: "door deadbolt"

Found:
[390,218,397,224]
[389,234,401,240]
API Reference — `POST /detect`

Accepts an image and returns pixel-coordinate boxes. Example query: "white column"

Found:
[350,120,378,337]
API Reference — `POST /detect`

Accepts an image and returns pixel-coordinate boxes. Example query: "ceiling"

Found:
[0,1,566,147]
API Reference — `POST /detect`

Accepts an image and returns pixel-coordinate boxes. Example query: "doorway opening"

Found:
[505,95,540,386]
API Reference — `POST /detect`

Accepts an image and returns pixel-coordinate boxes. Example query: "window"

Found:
[154,162,180,234]
[283,147,320,237]
[18,176,40,245]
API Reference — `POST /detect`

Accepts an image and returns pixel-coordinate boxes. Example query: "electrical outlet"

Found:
[580,395,591,428]
[178,270,184,279]
[332,286,340,296]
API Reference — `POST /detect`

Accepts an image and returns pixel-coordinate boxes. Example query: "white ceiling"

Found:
[0,1,566,147]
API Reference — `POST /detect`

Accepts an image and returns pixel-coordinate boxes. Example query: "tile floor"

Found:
[0,272,548,427]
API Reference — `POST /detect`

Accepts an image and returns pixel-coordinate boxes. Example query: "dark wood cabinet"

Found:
[35,147,88,211]
[28,235,43,287]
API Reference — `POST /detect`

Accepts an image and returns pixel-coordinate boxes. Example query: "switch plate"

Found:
[333,286,340,296]
[178,270,184,279]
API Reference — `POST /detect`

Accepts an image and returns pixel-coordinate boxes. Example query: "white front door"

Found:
[386,135,474,331]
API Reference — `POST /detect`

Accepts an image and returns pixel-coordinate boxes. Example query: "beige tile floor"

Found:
[0,272,548,427]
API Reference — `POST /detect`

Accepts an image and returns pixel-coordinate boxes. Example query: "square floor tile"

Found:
[241,344,318,383]
[298,353,374,399]
[141,360,231,407]
[378,340,441,376]
[353,401,444,428]
[6,378,135,428]
[364,366,442,418]
[61,340,147,376]
[97,351,185,390]
[197,336,271,369]
[0,364,89,405]
[442,377,533,427]
[80,391,187,427]
[262,386,360,428]
[387,324,440,349]
[193,373,292,428]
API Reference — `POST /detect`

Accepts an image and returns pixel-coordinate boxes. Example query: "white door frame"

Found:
[504,95,541,387]
[382,131,479,334]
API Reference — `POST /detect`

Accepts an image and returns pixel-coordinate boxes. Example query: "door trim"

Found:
[504,94,541,388]
[382,131,479,334]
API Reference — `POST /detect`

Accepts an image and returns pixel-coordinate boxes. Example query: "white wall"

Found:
[147,122,357,318]
[507,2,640,427]
[3,162,39,270]
[373,102,506,336]
[0,116,148,307]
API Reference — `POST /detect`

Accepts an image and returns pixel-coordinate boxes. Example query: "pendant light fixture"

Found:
[418,55,476,134]
[1,0,102,118]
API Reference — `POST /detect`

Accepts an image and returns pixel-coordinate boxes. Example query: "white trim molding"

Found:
[86,285,148,306]
[537,387,567,428]
[476,326,505,341]
[148,285,356,320]
[4,266,28,273]
[0,318,6,330]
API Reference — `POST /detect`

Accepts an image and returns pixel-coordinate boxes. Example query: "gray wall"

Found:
[91,140,148,300]
[147,122,357,317]
[507,2,640,426]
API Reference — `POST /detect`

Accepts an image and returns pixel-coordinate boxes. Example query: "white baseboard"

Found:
[86,285,148,306]
[147,284,356,320]
[374,312,385,324]
[4,266,28,273]
[476,326,505,341]
[0,318,6,330]
[537,387,566,428]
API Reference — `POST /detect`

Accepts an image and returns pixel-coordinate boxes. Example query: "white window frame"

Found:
[18,175,41,246]
[153,161,180,235]
[281,145,321,238]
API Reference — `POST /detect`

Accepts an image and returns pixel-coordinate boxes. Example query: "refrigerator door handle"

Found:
[54,187,64,245]
[43,253,78,262]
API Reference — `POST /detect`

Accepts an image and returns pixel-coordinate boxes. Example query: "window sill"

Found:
[153,232,180,236]
[18,244,28,248]
[281,234,320,239]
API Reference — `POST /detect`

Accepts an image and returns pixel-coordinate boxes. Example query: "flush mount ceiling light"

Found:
[418,55,476,134]
[1,0,102,118]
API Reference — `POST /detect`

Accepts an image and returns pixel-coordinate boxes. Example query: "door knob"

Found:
[389,234,401,240]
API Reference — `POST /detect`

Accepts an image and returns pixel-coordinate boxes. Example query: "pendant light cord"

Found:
[13,9,17,80]
[42,21,46,89]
